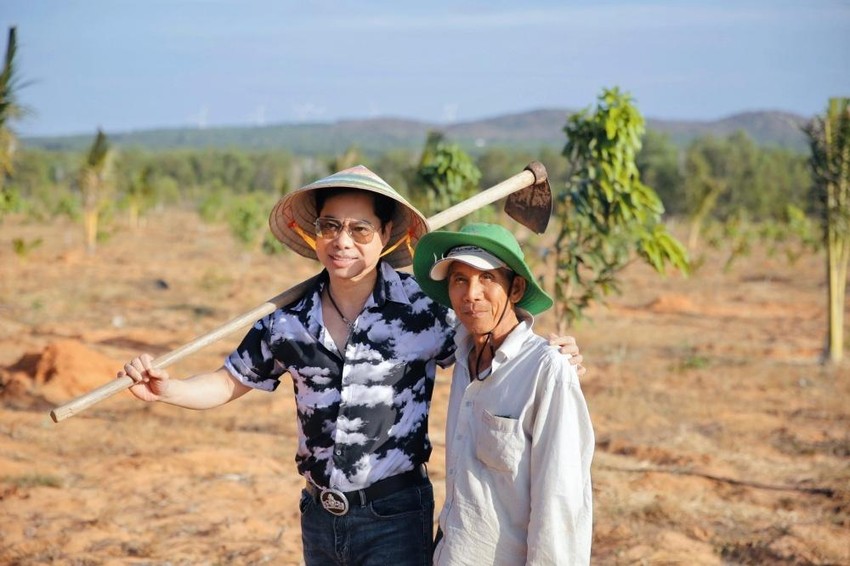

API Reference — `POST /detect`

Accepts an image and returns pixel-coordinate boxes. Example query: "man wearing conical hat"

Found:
[120,166,585,565]
[413,223,594,565]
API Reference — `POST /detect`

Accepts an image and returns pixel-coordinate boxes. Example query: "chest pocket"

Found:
[474,409,526,475]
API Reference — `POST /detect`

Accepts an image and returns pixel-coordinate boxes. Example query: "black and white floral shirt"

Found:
[225,261,457,491]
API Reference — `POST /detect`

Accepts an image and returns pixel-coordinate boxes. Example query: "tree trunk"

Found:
[826,225,849,364]
[687,184,722,252]
[128,203,139,230]
[83,209,98,254]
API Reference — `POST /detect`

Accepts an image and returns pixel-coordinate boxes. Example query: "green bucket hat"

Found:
[413,223,553,315]
[269,165,429,268]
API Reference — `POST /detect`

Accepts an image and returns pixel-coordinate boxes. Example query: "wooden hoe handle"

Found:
[49,162,549,423]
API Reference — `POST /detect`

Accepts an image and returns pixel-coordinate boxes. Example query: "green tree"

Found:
[7,148,77,219]
[328,145,363,174]
[410,131,445,209]
[415,137,481,222]
[536,146,570,188]
[372,148,418,199]
[680,131,812,255]
[227,192,274,252]
[753,148,810,218]
[0,26,28,215]
[804,97,850,365]
[553,87,689,331]
[476,148,532,190]
[123,164,156,228]
[682,137,727,251]
[78,129,114,253]
[637,130,684,215]
[250,150,293,194]
[419,131,445,166]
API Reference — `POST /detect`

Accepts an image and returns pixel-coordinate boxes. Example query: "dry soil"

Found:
[1,211,848,565]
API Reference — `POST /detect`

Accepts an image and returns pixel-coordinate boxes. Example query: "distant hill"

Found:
[22,109,811,155]
[645,111,810,151]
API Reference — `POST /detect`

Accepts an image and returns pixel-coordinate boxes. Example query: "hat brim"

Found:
[429,248,507,281]
[413,229,553,315]
[269,167,428,268]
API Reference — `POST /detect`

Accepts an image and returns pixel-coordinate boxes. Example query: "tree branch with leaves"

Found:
[551,88,689,332]
[415,131,481,223]
[0,26,30,215]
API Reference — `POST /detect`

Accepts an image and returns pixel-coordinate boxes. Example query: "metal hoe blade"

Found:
[503,161,552,234]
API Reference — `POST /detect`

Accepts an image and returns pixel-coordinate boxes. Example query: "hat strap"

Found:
[379,229,415,260]
[288,220,317,252]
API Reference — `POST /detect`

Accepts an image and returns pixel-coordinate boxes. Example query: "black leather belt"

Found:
[306,465,428,516]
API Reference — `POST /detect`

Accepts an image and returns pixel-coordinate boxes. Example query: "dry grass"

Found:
[1,210,848,565]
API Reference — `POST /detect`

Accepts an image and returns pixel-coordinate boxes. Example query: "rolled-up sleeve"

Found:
[225,315,282,392]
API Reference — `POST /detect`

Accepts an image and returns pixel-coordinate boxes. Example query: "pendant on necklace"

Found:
[326,288,356,332]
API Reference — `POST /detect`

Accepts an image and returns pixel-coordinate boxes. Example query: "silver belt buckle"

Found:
[320,487,349,516]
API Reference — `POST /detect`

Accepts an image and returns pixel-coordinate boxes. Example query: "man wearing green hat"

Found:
[414,223,594,565]
[120,167,585,565]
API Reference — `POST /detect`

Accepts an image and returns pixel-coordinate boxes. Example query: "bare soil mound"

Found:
[0,340,120,408]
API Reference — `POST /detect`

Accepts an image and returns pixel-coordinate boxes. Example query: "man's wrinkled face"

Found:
[446,261,524,336]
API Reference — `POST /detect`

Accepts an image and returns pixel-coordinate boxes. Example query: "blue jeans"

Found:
[300,481,434,566]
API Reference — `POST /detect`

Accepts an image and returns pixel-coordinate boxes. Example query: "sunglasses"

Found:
[314,217,378,244]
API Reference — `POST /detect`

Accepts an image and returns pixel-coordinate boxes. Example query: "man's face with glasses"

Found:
[314,192,391,280]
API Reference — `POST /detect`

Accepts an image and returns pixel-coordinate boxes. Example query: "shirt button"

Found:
[335,449,342,456]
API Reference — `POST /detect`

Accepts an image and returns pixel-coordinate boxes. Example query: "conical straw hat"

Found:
[269,165,429,268]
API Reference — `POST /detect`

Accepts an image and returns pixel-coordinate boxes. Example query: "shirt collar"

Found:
[289,260,412,316]
[373,260,414,307]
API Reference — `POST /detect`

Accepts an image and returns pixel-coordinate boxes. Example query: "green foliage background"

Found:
[4,108,820,298]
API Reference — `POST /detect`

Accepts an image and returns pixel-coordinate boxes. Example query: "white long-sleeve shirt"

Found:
[434,313,595,565]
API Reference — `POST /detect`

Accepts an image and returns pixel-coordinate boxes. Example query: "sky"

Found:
[2,0,849,138]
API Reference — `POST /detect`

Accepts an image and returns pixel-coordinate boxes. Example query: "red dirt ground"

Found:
[1,211,848,565]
